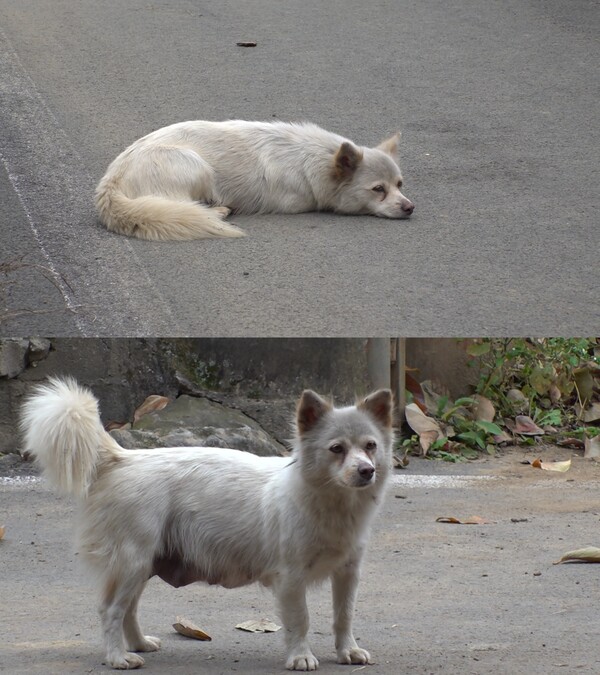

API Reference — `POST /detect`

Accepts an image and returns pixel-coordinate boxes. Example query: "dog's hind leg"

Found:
[331,558,371,665]
[274,574,319,671]
[99,571,149,669]
[122,145,216,203]
[123,582,161,654]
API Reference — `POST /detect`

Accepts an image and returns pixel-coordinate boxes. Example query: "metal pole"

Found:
[391,338,406,425]
[366,338,391,390]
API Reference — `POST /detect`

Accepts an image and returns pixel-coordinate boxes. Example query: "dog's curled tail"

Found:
[20,377,110,498]
[94,178,245,241]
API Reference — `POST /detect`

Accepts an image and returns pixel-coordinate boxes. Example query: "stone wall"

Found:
[0,338,372,453]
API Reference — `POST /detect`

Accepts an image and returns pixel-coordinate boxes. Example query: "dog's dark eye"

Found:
[329,443,344,454]
[397,180,403,189]
[365,441,377,451]
[372,185,385,193]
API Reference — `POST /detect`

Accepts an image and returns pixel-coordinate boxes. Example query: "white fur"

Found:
[95,120,414,240]
[20,377,394,670]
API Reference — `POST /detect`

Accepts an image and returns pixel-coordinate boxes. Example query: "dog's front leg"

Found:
[275,575,319,671]
[332,559,371,666]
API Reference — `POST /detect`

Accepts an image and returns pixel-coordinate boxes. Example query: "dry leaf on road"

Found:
[436,516,494,525]
[172,617,212,641]
[554,547,600,564]
[236,619,281,633]
[530,458,572,472]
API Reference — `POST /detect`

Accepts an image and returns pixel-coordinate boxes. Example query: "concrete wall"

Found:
[406,338,477,399]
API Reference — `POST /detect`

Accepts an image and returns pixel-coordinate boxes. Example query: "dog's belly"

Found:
[152,552,256,589]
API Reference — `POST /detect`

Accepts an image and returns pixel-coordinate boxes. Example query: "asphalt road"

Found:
[2,451,600,674]
[0,0,598,336]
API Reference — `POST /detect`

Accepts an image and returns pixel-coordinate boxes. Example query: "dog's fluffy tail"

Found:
[95,179,246,241]
[20,377,112,498]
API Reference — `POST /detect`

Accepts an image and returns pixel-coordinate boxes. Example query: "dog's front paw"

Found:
[106,651,145,669]
[129,635,161,653]
[286,652,319,671]
[337,646,371,665]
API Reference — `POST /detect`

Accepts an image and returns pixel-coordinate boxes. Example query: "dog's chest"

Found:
[299,507,369,579]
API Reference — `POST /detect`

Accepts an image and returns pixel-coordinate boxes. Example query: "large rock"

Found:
[109,395,287,456]
[0,339,29,378]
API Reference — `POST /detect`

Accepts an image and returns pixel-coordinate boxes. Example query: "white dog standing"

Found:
[21,378,394,670]
[95,120,414,240]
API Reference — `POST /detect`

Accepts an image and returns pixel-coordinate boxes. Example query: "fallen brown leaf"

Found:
[105,421,130,431]
[549,384,562,404]
[514,415,544,436]
[557,437,585,449]
[235,619,281,633]
[473,394,495,423]
[392,454,409,469]
[507,388,528,409]
[581,402,600,423]
[405,403,443,456]
[0,525,5,541]
[554,546,600,564]
[530,458,571,472]
[436,516,494,525]
[405,373,427,412]
[419,430,440,455]
[493,430,512,445]
[172,617,212,641]
[133,395,170,423]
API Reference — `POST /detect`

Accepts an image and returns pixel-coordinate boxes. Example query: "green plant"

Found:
[404,338,598,462]
[467,338,598,420]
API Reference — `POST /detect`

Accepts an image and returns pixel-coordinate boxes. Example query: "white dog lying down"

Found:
[95,120,414,240]
[21,378,394,671]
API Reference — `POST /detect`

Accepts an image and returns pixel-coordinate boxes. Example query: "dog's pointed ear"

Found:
[333,142,363,180]
[359,389,393,429]
[297,390,332,435]
[376,132,401,161]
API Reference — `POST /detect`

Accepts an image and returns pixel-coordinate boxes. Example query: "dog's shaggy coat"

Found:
[95,120,414,240]
[21,378,393,671]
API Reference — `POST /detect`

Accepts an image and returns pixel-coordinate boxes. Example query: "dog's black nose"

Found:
[401,202,414,215]
[358,464,375,480]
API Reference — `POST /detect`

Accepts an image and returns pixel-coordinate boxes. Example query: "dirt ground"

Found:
[1,448,600,674]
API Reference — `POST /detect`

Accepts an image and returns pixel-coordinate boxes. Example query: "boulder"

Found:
[109,395,287,456]
[0,339,29,378]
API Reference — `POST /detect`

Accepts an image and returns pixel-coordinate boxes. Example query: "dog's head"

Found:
[294,389,394,490]
[331,133,414,219]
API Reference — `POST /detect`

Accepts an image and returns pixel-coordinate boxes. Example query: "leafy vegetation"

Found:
[400,338,600,462]
[468,338,598,420]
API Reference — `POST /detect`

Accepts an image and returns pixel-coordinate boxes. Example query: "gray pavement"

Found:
[0,0,598,337]
[2,451,600,674]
